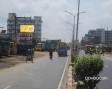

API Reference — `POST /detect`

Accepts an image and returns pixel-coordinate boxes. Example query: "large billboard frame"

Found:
[20,25,34,33]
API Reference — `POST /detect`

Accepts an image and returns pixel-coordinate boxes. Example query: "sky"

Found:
[0,0,112,42]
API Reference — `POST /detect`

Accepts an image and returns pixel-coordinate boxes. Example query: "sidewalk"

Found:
[105,52,112,56]
[0,51,48,69]
[101,52,112,59]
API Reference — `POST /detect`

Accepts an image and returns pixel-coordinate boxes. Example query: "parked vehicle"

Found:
[10,42,17,55]
[41,42,45,51]
[0,41,10,56]
[17,44,34,55]
[0,43,2,57]
[35,43,42,51]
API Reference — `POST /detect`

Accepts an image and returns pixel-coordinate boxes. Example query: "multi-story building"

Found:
[105,30,112,44]
[96,28,105,43]
[7,13,42,43]
[84,28,105,44]
[33,16,42,42]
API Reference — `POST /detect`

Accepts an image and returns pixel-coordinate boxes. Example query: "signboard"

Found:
[17,33,34,44]
[20,25,34,33]
[59,42,66,47]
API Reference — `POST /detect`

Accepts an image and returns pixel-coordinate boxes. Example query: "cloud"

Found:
[0,0,112,42]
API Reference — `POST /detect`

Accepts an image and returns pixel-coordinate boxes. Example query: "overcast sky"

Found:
[0,0,112,42]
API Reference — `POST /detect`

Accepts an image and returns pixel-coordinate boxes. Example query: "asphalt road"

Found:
[79,50,112,89]
[0,52,68,89]
[97,55,112,89]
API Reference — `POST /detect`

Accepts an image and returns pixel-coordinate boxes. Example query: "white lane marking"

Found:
[4,85,11,89]
[104,65,109,68]
[57,56,69,89]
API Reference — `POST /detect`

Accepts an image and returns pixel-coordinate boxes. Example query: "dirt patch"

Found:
[34,51,48,59]
[0,51,48,69]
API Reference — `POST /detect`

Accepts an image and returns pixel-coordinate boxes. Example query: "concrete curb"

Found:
[66,64,74,89]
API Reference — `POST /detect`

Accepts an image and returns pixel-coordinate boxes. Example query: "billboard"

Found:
[20,25,34,33]
[17,33,34,44]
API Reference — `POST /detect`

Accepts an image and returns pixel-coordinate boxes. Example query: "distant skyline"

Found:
[0,0,112,42]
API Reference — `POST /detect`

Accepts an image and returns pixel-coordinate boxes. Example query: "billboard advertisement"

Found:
[17,33,34,44]
[20,25,34,33]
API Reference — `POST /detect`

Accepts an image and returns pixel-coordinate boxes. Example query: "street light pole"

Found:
[71,15,76,62]
[76,0,80,54]
[76,0,80,40]
[72,15,75,43]
[15,16,17,39]
[65,11,75,62]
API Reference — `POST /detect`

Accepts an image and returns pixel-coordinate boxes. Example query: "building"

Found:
[88,29,105,43]
[96,29,105,43]
[33,16,42,42]
[7,13,42,43]
[105,30,112,44]
[84,28,105,44]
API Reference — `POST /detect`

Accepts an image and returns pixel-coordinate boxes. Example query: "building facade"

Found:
[7,13,42,43]
[84,28,112,44]
[87,29,105,43]
[105,30,112,44]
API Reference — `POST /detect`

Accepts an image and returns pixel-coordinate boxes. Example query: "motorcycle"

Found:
[49,54,53,60]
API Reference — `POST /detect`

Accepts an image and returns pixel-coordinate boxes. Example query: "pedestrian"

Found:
[26,48,33,63]
[101,47,105,56]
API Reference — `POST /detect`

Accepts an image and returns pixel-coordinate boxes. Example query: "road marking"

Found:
[4,85,11,89]
[57,56,69,89]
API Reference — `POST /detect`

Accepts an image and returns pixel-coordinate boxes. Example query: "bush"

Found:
[76,83,88,89]
[74,55,104,89]
[74,55,79,63]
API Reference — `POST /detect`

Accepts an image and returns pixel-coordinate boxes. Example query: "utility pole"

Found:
[76,0,80,40]
[15,16,17,39]
[73,15,75,43]
[76,0,80,54]
[71,16,75,48]
[14,15,17,54]
[65,11,76,62]
[71,15,75,62]
[107,27,109,45]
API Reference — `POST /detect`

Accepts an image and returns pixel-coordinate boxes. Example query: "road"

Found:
[79,50,112,89]
[0,52,68,89]
[97,55,112,89]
